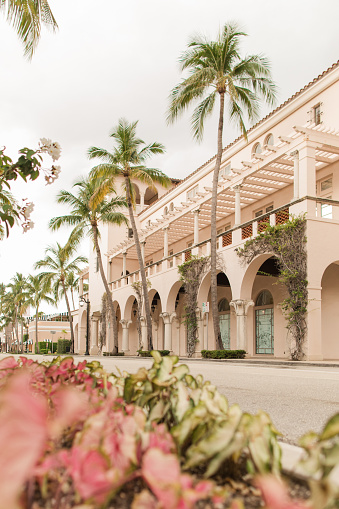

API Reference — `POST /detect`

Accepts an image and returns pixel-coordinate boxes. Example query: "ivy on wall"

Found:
[178,256,210,357]
[132,280,151,350]
[237,216,307,361]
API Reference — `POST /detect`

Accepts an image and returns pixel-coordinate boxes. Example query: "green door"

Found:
[255,308,274,354]
[219,314,230,350]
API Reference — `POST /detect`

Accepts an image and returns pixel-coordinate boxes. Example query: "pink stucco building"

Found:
[75,61,339,360]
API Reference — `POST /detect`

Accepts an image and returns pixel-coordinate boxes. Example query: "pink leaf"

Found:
[0,372,48,509]
[142,448,181,509]
[257,476,311,509]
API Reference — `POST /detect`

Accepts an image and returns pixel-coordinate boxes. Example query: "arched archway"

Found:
[197,271,233,350]
[148,289,163,350]
[321,261,339,359]
[144,186,158,206]
[132,184,140,204]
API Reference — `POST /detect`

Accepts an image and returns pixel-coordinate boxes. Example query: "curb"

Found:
[280,442,339,485]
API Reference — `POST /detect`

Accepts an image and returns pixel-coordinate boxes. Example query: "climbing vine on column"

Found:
[132,280,151,350]
[237,216,307,360]
[178,256,210,357]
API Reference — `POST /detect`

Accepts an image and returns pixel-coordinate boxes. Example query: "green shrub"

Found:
[201,349,246,359]
[103,352,125,356]
[137,349,170,357]
[57,339,72,354]
[35,342,57,354]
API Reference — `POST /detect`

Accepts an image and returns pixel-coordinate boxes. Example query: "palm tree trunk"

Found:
[71,288,75,311]
[92,223,119,354]
[125,177,153,350]
[210,91,225,350]
[61,279,75,354]
[35,306,39,354]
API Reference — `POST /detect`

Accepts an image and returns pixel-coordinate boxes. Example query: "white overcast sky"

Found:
[1,0,339,313]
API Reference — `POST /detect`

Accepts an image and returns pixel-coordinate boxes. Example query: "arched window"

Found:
[264,134,274,147]
[252,142,262,156]
[164,206,168,216]
[218,298,230,349]
[218,298,230,312]
[255,290,274,354]
[169,202,174,212]
[132,184,140,205]
[255,290,273,307]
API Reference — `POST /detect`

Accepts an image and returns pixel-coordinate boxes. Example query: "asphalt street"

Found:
[2,354,339,445]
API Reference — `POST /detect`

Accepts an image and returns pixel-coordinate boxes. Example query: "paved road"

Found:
[2,354,339,445]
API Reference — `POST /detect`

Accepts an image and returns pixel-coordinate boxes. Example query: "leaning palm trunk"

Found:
[61,279,75,354]
[210,91,225,350]
[92,223,119,354]
[125,178,153,350]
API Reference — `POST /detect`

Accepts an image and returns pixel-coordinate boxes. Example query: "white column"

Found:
[163,227,169,258]
[160,312,176,352]
[298,143,316,197]
[122,252,127,276]
[120,319,132,352]
[140,193,145,209]
[230,300,254,351]
[193,209,200,245]
[140,316,148,350]
[291,150,299,201]
[90,316,99,355]
[234,185,241,226]
[79,277,84,296]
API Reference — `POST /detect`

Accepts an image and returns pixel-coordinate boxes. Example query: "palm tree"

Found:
[88,119,170,351]
[0,0,57,58]
[65,271,80,311]
[4,272,28,352]
[35,234,87,353]
[25,274,54,354]
[167,22,276,350]
[49,175,128,354]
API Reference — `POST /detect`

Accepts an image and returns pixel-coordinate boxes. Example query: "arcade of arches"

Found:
[77,255,339,361]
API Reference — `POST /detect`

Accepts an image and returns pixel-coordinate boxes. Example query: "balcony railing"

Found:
[110,197,339,290]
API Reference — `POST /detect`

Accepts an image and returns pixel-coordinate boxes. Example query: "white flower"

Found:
[39,138,62,161]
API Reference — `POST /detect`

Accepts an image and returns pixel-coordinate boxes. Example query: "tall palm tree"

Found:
[0,0,57,58]
[65,271,80,311]
[49,175,128,354]
[35,234,87,353]
[88,119,170,351]
[25,274,54,354]
[4,272,28,352]
[167,22,276,350]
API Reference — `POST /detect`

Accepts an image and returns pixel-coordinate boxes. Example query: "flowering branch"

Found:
[0,138,61,237]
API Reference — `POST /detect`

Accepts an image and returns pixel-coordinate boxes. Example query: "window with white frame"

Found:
[317,175,333,218]
[218,163,231,181]
[187,186,198,201]
[252,142,262,156]
[254,204,274,218]
[264,134,274,148]
[313,103,322,125]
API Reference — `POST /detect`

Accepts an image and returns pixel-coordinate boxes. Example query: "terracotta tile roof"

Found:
[140,60,339,213]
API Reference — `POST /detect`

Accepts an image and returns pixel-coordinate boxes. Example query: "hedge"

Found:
[57,339,72,354]
[103,352,125,356]
[35,342,58,354]
[201,349,246,359]
[137,350,170,357]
